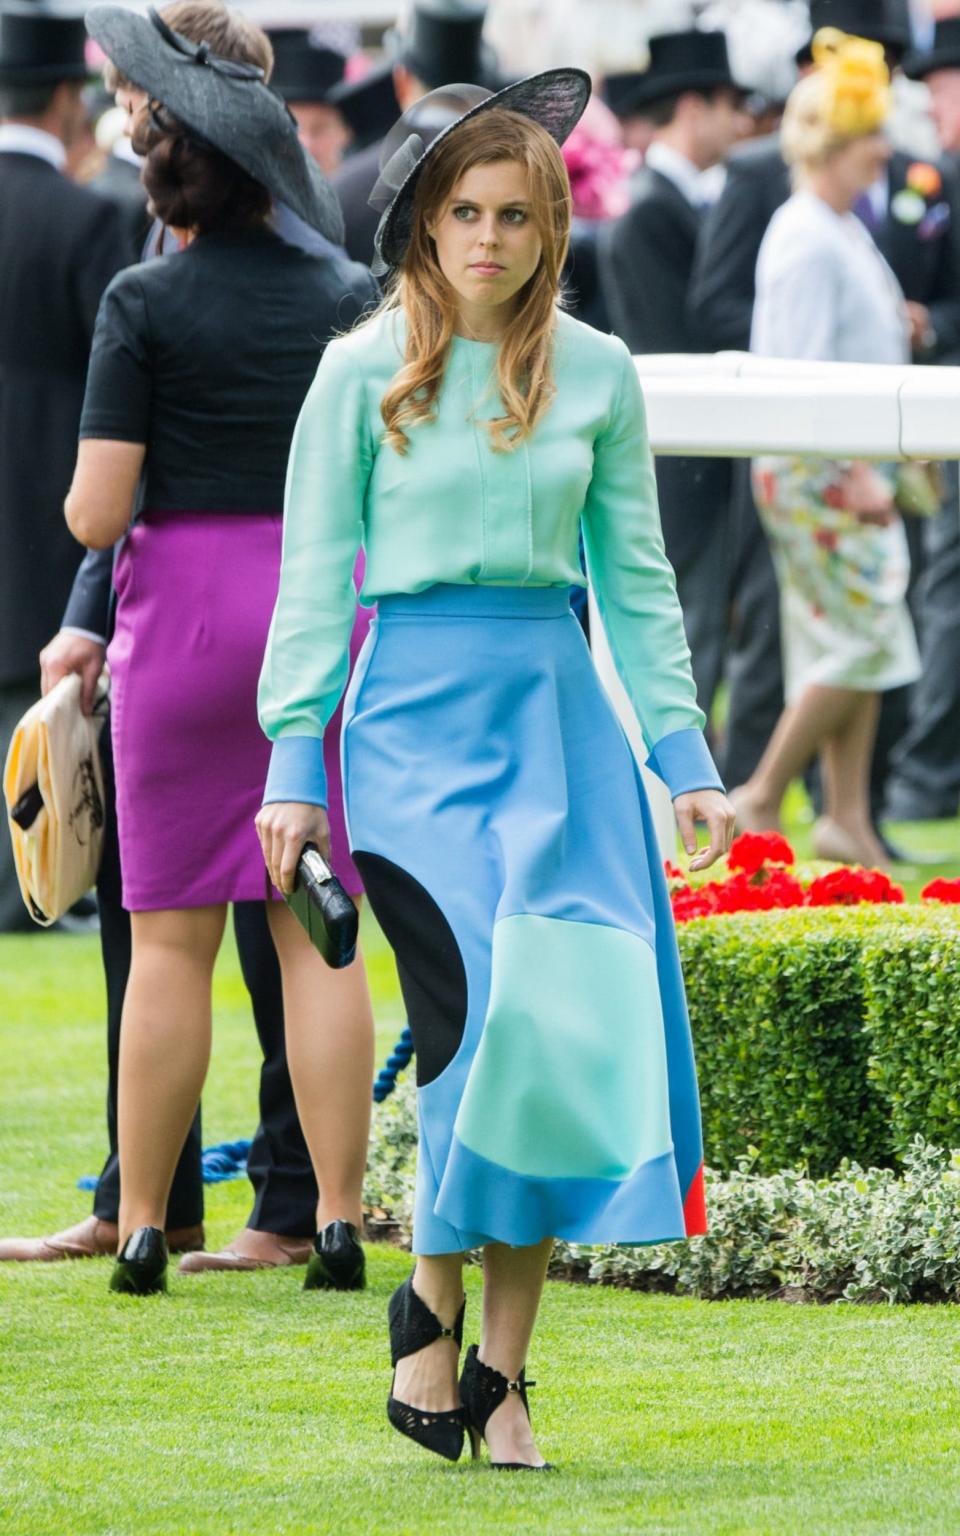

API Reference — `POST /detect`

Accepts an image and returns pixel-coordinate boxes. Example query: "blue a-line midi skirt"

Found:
[342,584,707,1255]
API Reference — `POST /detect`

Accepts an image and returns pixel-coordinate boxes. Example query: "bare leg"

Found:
[117,904,227,1245]
[479,1237,554,1467]
[392,1253,466,1413]
[731,683,864,830]
[820,690,887,867]
[266,900,374,1232]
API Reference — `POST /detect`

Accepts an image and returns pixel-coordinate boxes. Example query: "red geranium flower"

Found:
[714,869,805,913]
[727,831,796,876]
[805,867,905,907]
[921,878,960,904]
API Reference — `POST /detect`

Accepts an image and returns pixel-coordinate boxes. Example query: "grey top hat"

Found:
[368,66,590,277]
[84,4,344,244]
[0,0,88,86]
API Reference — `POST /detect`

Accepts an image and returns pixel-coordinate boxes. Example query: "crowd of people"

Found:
[1,0,959,1473]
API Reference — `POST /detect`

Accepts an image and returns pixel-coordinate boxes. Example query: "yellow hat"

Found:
[811,26,890,137]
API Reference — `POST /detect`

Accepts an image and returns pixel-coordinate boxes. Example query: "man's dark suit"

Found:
[0,151,124,692]
[332,140,382,265]
[600,164,733,721]
[88,151,152,266]
[690,136,960,801]
[0,149,125,931]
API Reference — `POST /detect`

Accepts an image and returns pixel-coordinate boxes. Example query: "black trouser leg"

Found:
[92,717,203,1228]
[887,482,960,817]
[718,466,785,791]
[232,901,317,1238]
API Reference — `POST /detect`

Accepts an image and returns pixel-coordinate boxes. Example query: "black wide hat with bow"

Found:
[904,18,960,80]
[84,4,344,243]
[612,29,740,114]
[0,0,88,86]
[368,66,590,278]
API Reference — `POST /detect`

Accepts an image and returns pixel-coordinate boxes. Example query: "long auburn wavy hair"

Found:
[379,108,572,455]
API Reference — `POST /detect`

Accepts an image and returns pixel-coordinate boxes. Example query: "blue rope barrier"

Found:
[373,1025,415,1102]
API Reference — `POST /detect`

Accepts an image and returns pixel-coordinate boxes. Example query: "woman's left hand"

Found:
[673,789,736,873]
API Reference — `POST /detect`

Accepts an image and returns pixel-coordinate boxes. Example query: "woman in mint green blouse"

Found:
[257,72,734,1472]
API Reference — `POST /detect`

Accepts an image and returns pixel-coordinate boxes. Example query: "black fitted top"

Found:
[79,225,377,514]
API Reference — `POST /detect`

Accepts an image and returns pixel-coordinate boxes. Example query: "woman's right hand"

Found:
[255,801,331,895]
[839,461,896,526]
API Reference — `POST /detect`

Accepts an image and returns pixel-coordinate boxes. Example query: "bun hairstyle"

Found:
[379,107,572,457]
[134,104,271,234]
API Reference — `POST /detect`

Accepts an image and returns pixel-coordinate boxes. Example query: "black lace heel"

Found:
[109,1226,168,1296]
[303,1219,366,1291]
[459,1344,554,1471]
[386,1274,466,1462]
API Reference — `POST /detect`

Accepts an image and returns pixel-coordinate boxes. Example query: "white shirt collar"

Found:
[645,140,718,208]
[0,123,66,171]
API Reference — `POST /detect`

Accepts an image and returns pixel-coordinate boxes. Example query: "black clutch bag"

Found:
[285,844,359,969]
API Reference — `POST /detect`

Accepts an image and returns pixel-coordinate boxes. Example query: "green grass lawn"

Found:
[3,803,960,1534]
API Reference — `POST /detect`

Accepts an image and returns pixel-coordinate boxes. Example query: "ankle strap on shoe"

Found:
[388,1274,466,1366]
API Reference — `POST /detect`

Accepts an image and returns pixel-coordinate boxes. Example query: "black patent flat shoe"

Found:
[303,1219,366,1291]
[387,1273,466,1462]
[109,1226,168,1296]
[460,1345,555,1471]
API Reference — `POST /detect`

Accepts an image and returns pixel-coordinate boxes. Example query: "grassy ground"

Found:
[2,804,960,1534]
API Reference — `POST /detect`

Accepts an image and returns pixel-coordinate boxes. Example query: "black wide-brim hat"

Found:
[616,29,741,114]
[904,18,960,80]
[0,0,88,86]
[797,0,912,65]
[84,4,344,244]
[268,28,347,105]
[368,66,590,277]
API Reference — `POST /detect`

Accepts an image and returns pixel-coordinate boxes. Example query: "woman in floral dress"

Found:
[731,28,920,867]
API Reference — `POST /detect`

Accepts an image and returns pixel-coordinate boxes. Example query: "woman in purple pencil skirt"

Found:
[64,3,379,1297]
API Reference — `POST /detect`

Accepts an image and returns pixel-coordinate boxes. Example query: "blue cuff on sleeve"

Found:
[646,727,724,800]
[262,735,328,808]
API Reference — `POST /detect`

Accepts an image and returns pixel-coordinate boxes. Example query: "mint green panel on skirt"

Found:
[454,913,672,1181]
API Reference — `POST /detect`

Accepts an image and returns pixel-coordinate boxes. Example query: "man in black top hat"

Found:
[600,29,747,727]
[269,28,350,178]
[879,20,960,822]
[331,0,498,265]
[688,0,960,827]
[0,0,126,933]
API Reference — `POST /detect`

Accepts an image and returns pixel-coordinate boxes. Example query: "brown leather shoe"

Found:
[0,1215,204,1262]
[178,1228,312,1274]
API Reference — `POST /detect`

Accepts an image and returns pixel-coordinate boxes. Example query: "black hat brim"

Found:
[903,45,960,80]
[84,4,344,244]
[0,58,88,83]
[610,67,742,116]
[372,66,591,274]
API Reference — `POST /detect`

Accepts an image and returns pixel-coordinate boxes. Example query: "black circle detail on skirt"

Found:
[352,851,467,1087]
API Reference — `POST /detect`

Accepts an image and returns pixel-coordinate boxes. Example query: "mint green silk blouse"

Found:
[258,306,722,806]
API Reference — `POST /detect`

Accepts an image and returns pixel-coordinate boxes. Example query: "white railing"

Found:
[593,353,960,853]
[637,352,960,461]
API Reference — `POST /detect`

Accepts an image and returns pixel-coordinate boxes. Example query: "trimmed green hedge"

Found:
[861,915,960,1156]
[678,907,960,1176]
